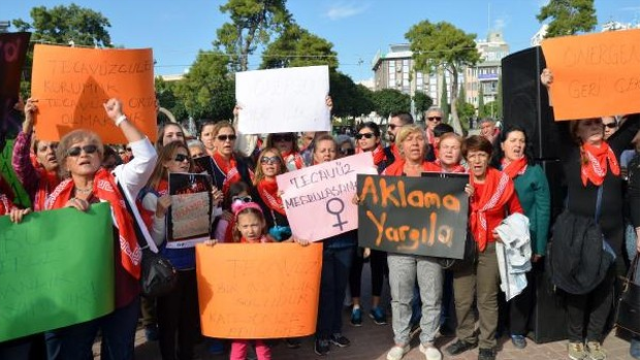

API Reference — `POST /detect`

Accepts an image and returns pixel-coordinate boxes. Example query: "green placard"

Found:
[0,140,32,208]
[0,203,114,342]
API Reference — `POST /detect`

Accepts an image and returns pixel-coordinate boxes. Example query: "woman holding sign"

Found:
[45,98,157,360]
[445,135,523,360]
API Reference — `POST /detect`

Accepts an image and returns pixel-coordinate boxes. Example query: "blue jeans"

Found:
[46,296,140,360]
[316,246,354,338]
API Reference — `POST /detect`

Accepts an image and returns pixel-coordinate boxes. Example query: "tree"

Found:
[371,89,411,118]
[215,0,291,71]
[174,50,235,121]
[483,101,499,118]
[406,21,481,135]
[456,86,474,131]
[260,24,338,70]
[478,84,485,117]
[537,0,597,38]
[440,74,449,120]
[413,91,433,115]
[155,77,188,122]
[329,72,375,117]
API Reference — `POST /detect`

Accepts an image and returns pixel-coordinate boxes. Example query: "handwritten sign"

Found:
[0,203,114,342]
[541,29,640,120]
[30,44,157,143]
[196,243,322,339]
[236,66,331,134]
[0,140,31,208]
[168,172,212,248]
[357,173,469,258]
[277,153,375,241]
[0,32,30,140]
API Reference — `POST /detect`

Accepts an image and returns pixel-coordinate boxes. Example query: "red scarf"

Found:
[0,193,13,216]
[389,144,401,161]
[35,169,60,212]
[382,159,430,176]
[240,235,270,244]
[501,157,528,179]
[157,179,169,196]
[580,142,620,186]
[282,150,304,170]
[213,152,243,194]
[423,160,466,173]
[257,178,286,216]
[46,169,142,279]
[469,168,516,252]
[357,144,386,167]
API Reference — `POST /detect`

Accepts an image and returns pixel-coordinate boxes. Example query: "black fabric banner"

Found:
[0,32,31,143]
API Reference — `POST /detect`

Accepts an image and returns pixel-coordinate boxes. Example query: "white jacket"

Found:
[495,213,532,301]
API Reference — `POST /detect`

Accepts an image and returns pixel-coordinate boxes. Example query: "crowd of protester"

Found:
[0,68,639,360]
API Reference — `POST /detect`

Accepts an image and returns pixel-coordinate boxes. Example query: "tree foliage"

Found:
[371,89,411,118]
[537,0,597,38]
[260,24,338,70]
[215,0,291,71]
[406,21,481,134]
[174,50,235,121]
[155,77,188,122]
[456,86,474,131]
[413,91,433,115]
[440,74,449,120]
[329,72,374,117]
[478,84,485,117]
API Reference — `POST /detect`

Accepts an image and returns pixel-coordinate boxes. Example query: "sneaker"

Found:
[285,338,300,349]
[478,348,496,360]
[351,307,363,327]
[445,339,478,356]
[330,333,350,348]
[419,343,442,360]
[409,322,422,339]
[386,344,410,360]
[631,338,640,360]
[314,338,330,356]
[585,341,606,360]
[511,334,527,349]
[568,342,587,360]
[370,306,388,325]
[144,325,158,341]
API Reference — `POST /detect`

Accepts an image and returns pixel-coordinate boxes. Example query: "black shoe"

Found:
[285,338,301,349]
[314,338,330,356]
[478,347,496,360]
[511,335,527,349]
[330,333,350,348]
[439,323,455,337]
[445,339,478,356]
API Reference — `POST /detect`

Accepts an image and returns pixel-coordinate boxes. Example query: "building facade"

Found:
[464,30,510,111]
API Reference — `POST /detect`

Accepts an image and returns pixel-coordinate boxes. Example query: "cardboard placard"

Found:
[0,32,31,140]
[196,243,322,339]
[30,44,157,143]
[276,153,375,241]
[541,29,640,120]
[168,172,212,248]
[357,173,469,259]
[236,66,331,134]
[0,203,114,342]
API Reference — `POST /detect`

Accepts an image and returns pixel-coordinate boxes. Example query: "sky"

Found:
[5,0,640,82]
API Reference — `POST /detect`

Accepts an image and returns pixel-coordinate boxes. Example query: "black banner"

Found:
[357,173,469,259]
[0,32,31,143]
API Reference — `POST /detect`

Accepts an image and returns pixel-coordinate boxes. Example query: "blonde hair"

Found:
[253,147,287,186]
[146,141,194,190]
[57,130,104,179]
[395,125,425,158]
[233,208,267,242]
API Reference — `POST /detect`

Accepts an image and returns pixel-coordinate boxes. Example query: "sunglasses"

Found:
[231,195,252,203]
[273,134,294,142]
[355,132,375,140]
[67,145,98,157]
[388,124,404,130]
[260,156,281,165]
[603,123,617,129]
[427,117,442,121]
[173,154,190,162]
[217,134,237,142]
[341,148,355,155]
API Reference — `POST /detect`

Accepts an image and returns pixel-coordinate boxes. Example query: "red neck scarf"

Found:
[282,150,304,170]
[257,178,286,216]
[382,159,430,176]
[47,169,142,279]
[213,152,246,195]
[34,169,60,212]
[0,193,13,216]
[157,179,169,196]
[581,142,620,186]
[357,144,386,166]
[390,144,401,161]
[501,157,528,179]
[424,160,466,174]
[469,168,516,252]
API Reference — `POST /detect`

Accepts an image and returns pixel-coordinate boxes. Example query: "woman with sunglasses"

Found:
[138,141,223,360]
[265,133,304,171]
[44,98,157,360]
[541,69,640,360]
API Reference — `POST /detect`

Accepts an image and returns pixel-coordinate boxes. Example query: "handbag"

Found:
[140,247,178,297]
[615,254,640,335]
[439,230,477,270]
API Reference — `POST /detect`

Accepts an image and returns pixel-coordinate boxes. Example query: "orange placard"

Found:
[30,44,157,144]
[195,243,322,339]
[540,29,640,121]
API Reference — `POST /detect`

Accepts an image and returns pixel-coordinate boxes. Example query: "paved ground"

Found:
[100,263,635,360]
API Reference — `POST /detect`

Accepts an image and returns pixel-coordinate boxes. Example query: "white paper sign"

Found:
[236,65,331,134]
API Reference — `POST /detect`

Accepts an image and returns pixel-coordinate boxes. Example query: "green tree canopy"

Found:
[155,77,187,123]
[329,71,375,117]
[215,0,291,71]
[440,74,449,120]
[406,21,481,134]
[478,84,485,118]
[537,0,597,38]
[260,24,338,70]
[371,89,411,118]
[456,86,474,131]
[413,91,433,115]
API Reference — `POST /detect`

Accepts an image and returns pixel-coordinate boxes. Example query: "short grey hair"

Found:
[187,139,206,152]
[424,106,444,117]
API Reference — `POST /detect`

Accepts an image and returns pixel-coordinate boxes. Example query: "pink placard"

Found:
[276,153,375,241]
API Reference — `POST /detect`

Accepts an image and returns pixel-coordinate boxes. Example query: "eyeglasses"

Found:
[427,117,442,122]
[260,156,281,165]
[603,123,617,129]
[217,134,237,142]
[355,132,375,140]
[173,154,190,162]
[273,134,294,142]
[67,145,98,157]
[231,195,252,203]
[388,124,404,130]
[341,148,355,155]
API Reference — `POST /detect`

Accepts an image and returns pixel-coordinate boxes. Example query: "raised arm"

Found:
[11,99,40,200]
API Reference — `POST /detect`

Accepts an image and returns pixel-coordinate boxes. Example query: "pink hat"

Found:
[231,201,263,219]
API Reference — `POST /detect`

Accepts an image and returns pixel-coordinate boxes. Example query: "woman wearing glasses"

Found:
[45,98,157,360]
[265,133,304,171]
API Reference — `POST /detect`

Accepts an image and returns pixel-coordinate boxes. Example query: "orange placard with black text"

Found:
[30,44,156,144]
[540,29,640,121]
[195,243,322,339]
